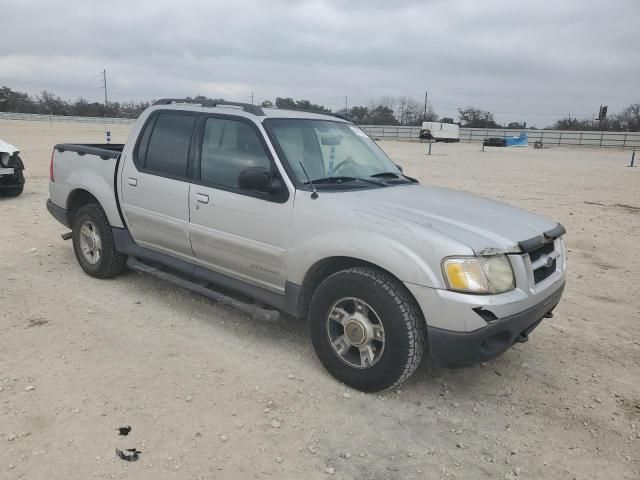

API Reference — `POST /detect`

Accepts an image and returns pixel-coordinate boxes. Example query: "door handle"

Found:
[196,193,209,204]
[127,177,138,186]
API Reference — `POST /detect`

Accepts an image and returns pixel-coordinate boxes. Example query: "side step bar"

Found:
[126,258,280,322]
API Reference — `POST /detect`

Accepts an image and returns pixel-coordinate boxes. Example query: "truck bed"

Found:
[49,143,126,228]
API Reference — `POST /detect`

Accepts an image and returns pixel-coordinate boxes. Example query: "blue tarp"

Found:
[505,132,528,147]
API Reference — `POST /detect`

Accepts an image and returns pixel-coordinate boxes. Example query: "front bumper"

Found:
[426,281,564,367]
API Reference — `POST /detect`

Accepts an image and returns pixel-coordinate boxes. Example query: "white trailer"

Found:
[420,122,460,142]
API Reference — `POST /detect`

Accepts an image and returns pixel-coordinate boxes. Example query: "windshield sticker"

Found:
[349,126,369,138]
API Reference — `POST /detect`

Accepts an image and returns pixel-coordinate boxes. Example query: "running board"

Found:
[126,258,280,322]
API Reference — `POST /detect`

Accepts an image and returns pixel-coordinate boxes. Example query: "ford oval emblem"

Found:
[546,256,554,267]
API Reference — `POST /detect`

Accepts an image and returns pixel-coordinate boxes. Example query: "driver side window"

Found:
[200,117,271,188]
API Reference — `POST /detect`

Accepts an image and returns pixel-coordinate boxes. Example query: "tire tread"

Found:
[73,203,126,278]
[310,266,426,391]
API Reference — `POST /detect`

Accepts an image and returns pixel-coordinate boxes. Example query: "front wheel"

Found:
[72,203,127,278]
[309,267,426,392]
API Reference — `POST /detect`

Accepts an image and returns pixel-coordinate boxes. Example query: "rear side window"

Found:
[144,113,196,177]
[200,117,271,188]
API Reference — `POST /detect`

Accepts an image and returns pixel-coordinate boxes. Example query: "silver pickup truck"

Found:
[46,99,566,392]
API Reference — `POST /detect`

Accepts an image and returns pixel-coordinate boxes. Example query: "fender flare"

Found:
[65,172,123,228]
[287,229,441,288]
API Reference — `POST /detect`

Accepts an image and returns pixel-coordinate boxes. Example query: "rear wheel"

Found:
[309,267,426,392]
[72,203,126,278]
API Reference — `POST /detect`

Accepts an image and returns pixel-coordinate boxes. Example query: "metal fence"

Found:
[0,112,136,125]
[2,112,639,148]
[360,125,640,149]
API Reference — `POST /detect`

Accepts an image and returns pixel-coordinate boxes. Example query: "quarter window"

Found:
[144,113,196,177]
[200,118,271,188]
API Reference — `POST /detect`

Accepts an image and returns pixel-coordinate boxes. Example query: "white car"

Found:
[0,138,25,197]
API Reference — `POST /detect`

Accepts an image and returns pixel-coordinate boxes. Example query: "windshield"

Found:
[265,119,405,186]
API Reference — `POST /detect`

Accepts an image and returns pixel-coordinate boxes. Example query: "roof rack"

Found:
[331,112,351,121]
[153,98,265,116]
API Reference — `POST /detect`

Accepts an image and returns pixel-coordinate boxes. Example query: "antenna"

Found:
[298,161,318,199]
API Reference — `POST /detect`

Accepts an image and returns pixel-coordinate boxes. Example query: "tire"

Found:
[71,203,127,278]
[309,267,426,392]
[1,185,23,197]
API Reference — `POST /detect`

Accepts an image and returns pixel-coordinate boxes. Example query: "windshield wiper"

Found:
[304,176,385,186]
[370,172,418,183]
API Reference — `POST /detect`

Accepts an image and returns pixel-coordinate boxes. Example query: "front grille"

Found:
[528,241,554,264]
[528,241,558,284]
[533,258,556,283]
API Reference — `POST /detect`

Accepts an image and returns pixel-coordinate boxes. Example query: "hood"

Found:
[0,138,19,155]
[347,184,558,254]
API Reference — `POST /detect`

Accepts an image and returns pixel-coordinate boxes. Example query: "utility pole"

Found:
[102,69,108,116]
[101,69,110,142]
[344,96,348,111]
[423,90,428,121]
[249,92,254,105]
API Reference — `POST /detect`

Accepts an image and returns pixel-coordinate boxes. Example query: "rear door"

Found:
[188,115,293,293]
[120,110,197,258]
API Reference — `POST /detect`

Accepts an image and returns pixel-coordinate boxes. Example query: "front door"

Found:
[120,111,197,259]
[188,115,293,293]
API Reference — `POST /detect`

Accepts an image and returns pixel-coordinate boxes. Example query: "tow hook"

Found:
[61,231,73,240]
[544,311,554,319]
[516,331,529,343]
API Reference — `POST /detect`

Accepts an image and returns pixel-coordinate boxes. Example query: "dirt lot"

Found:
[1,119,639,479]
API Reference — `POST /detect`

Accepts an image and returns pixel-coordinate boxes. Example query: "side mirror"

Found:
[238,167,275,193]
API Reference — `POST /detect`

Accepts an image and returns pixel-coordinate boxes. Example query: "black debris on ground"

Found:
[116,448,141,462]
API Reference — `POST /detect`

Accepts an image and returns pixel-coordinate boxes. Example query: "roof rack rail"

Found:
[331,112,351,122]
[153,98,265,116]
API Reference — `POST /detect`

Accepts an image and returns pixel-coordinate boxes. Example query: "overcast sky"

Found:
[1,0,638,126]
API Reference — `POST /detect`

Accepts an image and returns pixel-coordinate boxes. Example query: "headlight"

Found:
[442,255,515,294]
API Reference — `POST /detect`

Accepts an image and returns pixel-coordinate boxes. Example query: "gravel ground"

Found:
[1,120,639,479]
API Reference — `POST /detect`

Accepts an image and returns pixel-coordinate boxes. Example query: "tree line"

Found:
[0,86,150,119]
[1,85,638,131]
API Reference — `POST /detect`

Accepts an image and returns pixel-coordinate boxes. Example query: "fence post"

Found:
[559,132,562,146]
[623,133,627,148]
[600,132,603,147]
[579,132,583,146]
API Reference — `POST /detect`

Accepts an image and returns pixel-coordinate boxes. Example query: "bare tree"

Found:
[458,107,500,128]
[619,103,640,131]
[395,96,426,125]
